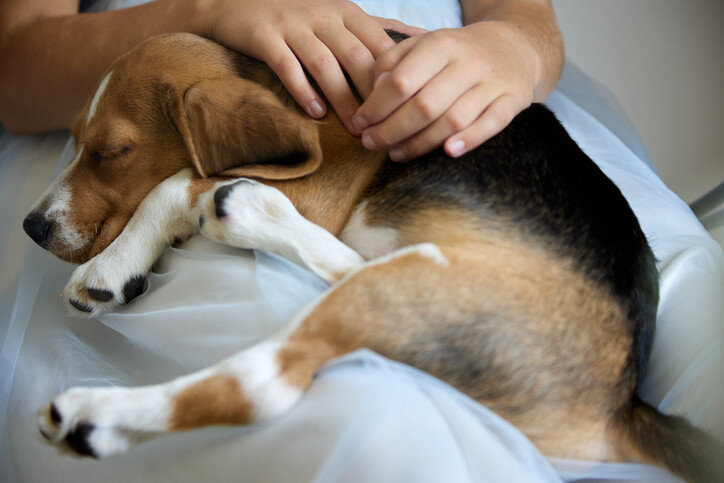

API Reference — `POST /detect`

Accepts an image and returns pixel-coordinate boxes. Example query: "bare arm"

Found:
[353,0,564,161]
[461,0,564,102]
[0,0,419,135]
[0,0,211,134]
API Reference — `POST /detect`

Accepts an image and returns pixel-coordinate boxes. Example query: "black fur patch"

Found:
[364,104,659,390]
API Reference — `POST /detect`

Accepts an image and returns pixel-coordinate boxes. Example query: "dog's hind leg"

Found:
[199,179,365,283]
[37,244,454,458]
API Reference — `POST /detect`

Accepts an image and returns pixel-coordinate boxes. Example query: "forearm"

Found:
[0,0,211,134]
[461,0,564,101]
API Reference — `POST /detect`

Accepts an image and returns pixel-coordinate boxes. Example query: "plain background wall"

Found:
[552,0,724,205]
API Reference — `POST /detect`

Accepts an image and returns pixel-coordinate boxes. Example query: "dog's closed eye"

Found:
[91,146,131,163]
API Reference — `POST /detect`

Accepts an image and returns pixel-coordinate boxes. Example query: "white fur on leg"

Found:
[200,179,365,282]
[64,169,212,315]
[38,336,303,458]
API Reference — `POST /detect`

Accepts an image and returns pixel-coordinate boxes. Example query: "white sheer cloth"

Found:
[0,1,722,481]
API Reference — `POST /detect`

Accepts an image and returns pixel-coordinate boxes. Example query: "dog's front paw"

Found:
[64,254,146,316]
[37,388,145,458]
[199,179,299,248]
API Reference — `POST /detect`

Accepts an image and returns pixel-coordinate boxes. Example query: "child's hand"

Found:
[206,0,422,133]
[352,21,543,161]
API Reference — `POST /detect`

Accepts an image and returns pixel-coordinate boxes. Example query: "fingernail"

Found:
[447,139,466,157]
[389,146,406,162]
[362,133,377,150]
[352,114,369,132]
[309,100,325,117]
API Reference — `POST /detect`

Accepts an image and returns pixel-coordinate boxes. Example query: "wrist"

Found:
[157,0,217,38]
[466,3,563,102]
[467,20,544,98]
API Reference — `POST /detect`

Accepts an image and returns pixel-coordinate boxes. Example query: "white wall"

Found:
[552,0,724,204]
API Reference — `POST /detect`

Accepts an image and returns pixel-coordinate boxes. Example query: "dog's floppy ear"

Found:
[174,77,323,180]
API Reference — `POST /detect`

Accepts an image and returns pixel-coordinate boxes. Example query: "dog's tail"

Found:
[612,396,724,482]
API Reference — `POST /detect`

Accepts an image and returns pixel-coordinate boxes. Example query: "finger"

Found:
[386,86,504,162]
[354,37,450,131]
[444,95,527,158]
[360,65,477,149]
[372,34,418,81]
[341,11,397,59]
[288,32,361,131]
[316,27,376,99]
[260,37,327,119]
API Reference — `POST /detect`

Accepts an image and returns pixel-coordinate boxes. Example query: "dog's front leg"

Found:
[63,169,227,316]
[199,179,365,283]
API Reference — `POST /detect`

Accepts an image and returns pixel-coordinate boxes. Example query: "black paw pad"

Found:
[87,288,114,302]
[213,184,234,219]
[66,423,98,458]
[122,276,145,304]
[50,403,63,426]
[69,299,93,313]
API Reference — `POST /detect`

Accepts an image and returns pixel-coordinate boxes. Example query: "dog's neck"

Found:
[264,113,388,237]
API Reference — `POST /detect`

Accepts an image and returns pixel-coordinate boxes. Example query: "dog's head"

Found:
[23,33,324,263]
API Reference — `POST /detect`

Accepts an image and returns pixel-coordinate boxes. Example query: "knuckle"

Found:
[340,0,362,15]
[413,95,439,122]
[345,44,371,65]
[445,109,472,133]
[487,105,514,130]
[308,52,336,74]
[427,30,457,50]
[375,52,397,73]
[388,72,414,97]
[271,54,298,78]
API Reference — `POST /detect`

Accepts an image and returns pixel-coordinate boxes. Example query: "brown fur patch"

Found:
[178,77,323,180]
[186,177,223,207]
[170,374,252,430]
[264,115,388,236]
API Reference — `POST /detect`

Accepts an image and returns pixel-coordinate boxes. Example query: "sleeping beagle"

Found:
[23,32,721,481]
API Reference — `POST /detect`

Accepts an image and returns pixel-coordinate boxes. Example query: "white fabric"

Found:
[1,0,723,481]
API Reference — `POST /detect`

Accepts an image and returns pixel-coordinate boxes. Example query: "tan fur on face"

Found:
[48,35,230,262]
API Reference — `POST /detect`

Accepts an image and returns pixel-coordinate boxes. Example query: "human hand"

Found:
[205,0,424,133]
[351,21,543,161]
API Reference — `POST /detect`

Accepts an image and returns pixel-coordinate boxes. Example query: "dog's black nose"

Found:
[23,212,53,249]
